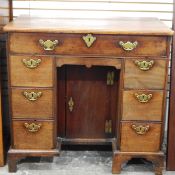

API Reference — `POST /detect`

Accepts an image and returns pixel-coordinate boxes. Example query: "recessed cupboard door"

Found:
[58,65,119,139]
[66,66,119,139]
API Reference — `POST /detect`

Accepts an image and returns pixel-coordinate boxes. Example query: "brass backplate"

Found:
[82,34,96,48]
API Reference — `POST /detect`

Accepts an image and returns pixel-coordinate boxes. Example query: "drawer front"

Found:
[11,88,53,119]
[120,122,161,152]
[124,59,167,89]
[10,55,54,87]
[122,90,164,121]
[13,120,54,149]
[10,33,167,56]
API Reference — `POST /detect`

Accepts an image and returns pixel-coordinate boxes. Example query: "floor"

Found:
[1,149,175,175]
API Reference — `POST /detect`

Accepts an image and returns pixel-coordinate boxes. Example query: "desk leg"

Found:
[7,147,60,173]
[112,151,164,175]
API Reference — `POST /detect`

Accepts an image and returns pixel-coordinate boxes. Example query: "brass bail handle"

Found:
[22,58,41,69]
[131,124,150,135]
[23,91,42,101]
[134,60,154,71]
[39,39,59,51]
[119,41,138,51]
[134,93,153,103]
[24,123,42,133]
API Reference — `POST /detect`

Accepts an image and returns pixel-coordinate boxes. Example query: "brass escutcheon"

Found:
[119,41,138,51]
[39,39,59,51]
[23,91,42,101]
[24,123,42,133]
[68,97,74,112]
[134,60,154,71]
[82,34,96,48]
[134,93,152,103]
[22,58,41,69]
[131,124,150,135]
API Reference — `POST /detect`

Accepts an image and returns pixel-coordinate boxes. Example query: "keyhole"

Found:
[88,38,91,42]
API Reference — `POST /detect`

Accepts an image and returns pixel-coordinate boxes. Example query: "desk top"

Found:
[3,16,174,36]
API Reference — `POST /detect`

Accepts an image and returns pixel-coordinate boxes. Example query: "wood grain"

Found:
[9,33,167,57]
[124,59,167,89]
[10,55,54,87]
[12,120,54,149]
[120,122,161,152]
[56,56,121,69]
[57,66,66,137]
[122,90,164,121]
[3,16,173,36]
[11,88,54,119]
[65,65,119,139]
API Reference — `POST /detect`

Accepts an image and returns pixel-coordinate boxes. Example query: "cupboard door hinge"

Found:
[107,71,114,85]
[105,120,112,134]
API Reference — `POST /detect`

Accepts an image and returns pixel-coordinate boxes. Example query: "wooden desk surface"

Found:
[3,16,173,36]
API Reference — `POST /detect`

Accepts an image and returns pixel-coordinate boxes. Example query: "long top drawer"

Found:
[9,33,168,57]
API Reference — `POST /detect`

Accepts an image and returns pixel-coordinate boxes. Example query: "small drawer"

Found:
[122,90,164,121]
[120,122,161,152]
[11,88,54,119]
[9,55,54,87]
[12,120,54,149]
[9,33,167,57]
[124,59,167,89]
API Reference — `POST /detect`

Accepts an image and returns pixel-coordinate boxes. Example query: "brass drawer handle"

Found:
[23,91,42,101]
[134,93,152,103]
[82,34,96,48]
[24,123,42,133]
[22,58,41,69]
[131,124,150,135]
[134,60,154,71]
[39,39,59,51]
[119,41,138,51]
[68,97,74,112]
